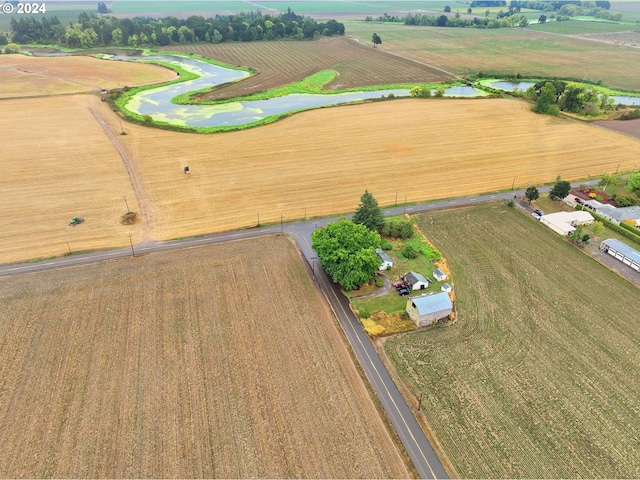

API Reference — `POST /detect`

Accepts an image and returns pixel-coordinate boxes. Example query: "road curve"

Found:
[0,181,599,478]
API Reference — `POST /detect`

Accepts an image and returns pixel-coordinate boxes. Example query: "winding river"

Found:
[110,54,486,128]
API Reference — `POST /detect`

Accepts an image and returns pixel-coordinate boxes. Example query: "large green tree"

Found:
[352,190,385,232]
[525,186,540,203]
[627,172,640,194]
[311,219,381,290]
[549,180,571,200]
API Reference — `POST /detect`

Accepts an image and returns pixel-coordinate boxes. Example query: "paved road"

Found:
[0,181,601,479]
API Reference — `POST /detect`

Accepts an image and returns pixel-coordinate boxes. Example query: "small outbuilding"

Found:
[406,292,453,327]
[376,248,393,271]
[405,270,430,290]
[433,268,447,282]
[441,283,452,293]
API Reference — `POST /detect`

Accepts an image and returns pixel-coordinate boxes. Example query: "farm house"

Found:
[600,238,640,272]
[433,268,447,282]
[406,292,453,327]
[582,201,640,227]
[539,211,594,236]
[405,271,430,290]
[376,248,393,270]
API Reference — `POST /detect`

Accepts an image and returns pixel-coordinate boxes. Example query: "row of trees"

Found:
[8,9,345,48]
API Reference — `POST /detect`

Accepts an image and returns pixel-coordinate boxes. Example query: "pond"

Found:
[487,81,536,92]
[110,54,486,129]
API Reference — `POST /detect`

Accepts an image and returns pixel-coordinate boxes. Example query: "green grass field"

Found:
[385,202,640,478]
[528,19,638,34]
[344,21,640,89]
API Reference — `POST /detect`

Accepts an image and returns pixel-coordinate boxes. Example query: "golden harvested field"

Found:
[0,236,409,478]
[387,203,640,478]
[0,94,145,264]
[4,90,640,263]
[0,54,176,98]
[98,97,639,240]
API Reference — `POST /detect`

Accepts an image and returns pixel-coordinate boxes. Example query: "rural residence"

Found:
[433,268,447,282]
[376,248,393,270]
[600,238,640,272]
[405,271,430,290]
[539,211,594,236]
[406,292,453,327]
[581,201,640,227]
[565,188,616,208]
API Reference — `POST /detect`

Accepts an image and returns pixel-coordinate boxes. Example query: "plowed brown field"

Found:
[0,236,409,478]
[0,54,176,98]
[166,36,453,99]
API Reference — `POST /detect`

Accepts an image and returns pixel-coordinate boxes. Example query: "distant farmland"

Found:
[0,236,409,478]
[344,21,640,90]
[385,203,640,478]
[166,36,453,100]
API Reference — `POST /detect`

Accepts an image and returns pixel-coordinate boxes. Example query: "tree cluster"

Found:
[529,81,615,117]
[9,9,345,47]
[311,219,381,291]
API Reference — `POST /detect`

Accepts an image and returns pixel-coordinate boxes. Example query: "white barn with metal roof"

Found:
[600,238,640,272]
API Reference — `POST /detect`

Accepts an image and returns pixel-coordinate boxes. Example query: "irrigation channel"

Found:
[108,54,488,128]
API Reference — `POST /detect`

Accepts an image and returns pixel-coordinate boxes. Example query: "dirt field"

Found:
[165,36,453,100]
[0,54,176,98]
[3,87,640,263]
[385,203,640,478]
[0,236,409,478]
[593,117,640,140]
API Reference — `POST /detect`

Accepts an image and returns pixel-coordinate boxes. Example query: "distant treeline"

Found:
[8,8,345,48]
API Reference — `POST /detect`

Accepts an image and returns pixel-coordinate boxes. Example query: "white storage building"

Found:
[600,238,640,272]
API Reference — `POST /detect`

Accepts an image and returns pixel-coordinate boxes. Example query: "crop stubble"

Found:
[0,54,177,98]
[99,97,640,242]
[385,203,640,478]
[0,236,409,478]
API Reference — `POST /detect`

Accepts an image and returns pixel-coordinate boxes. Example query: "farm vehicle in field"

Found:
[69,217,84,226]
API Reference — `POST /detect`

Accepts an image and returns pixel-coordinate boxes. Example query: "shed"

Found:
[406,292,453,327]
[441,283,452,293]
[375,248,393,271]
[433,268,447,282]
[600,238,640,272]
[405,270,430,290]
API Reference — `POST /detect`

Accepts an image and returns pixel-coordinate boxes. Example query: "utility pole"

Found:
[123,196,130,213]
[128,234,135,257]
[512,177,515,191]
[281,214,283,234]
[395,192,398,207]
[304,207,306,220]
[418,393,423,411]
[257,212,260,227]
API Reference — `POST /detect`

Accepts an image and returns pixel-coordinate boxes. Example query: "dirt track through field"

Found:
[90,107,154,240]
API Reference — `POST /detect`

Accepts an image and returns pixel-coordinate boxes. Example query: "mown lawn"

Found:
[386,202,640,478]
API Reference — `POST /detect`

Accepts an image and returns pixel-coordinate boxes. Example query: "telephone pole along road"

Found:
[0,182,597,478]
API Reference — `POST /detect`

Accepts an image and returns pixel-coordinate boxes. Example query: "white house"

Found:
[375,248,393,271]
[600,238,640,272]
[539,211,594,236]
[405,271,430,290]
[406,292,453,327]
[433,268,447,282]
[582,201,640,227]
